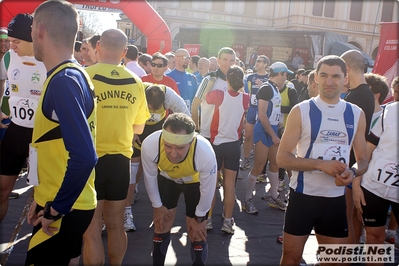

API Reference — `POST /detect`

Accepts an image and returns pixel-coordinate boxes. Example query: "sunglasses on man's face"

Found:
[151,62,165,68]
[256,60,264,63]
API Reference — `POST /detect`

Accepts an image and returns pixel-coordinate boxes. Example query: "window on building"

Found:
[312,0,335,18]
[213,0,225,13]
[381,0,394,22]
[324,1,335,18]
[349,0,363,21]
[125,28,131,38]
[179,0,192,9]
[312,1,323,16]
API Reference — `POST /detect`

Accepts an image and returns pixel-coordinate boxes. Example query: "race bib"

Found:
[8,96,38,127]
[311,143,350,164]
[371,158,399,188]
[250,94,257,105]
[311,144,350,173]
[26,144,39,186]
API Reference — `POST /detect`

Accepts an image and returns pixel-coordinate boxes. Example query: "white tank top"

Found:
[6,50,46,128]
[361,102,398,203]
[290,96,362,197]
[200,77,228,138]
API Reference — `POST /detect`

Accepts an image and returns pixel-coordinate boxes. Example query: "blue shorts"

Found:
[253,122,278,148]
[246,107,257,125]
[0,118,11,140]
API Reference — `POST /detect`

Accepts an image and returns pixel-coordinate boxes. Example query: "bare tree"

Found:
[79,11,102,39]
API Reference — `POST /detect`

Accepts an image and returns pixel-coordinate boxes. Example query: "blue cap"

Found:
[270,62,294,74]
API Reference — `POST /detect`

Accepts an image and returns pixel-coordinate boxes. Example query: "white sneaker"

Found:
[242,198,258,214]
[385,229,398,245]
[221,218,235,234]
[268,196,286,211]
[205,218,213,230]
[124,213,137,232]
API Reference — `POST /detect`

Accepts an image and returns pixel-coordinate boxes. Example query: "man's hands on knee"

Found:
[153,206,172,233]
[187,218,207,242]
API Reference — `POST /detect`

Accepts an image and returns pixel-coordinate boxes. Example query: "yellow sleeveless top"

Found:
[157,134,200,184]
[32,62,97,210]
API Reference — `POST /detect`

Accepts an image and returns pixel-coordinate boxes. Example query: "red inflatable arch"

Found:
[0,0,172,54]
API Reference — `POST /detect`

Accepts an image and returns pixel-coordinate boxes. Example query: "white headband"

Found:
[161,129,195,145]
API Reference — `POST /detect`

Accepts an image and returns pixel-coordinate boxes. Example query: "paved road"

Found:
[1,165,397,265]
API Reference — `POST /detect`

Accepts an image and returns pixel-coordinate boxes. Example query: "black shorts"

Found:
[95,154,130,201]
[211,140,241,172]
[284,188,348,238]
[0,122,32,175]
[361,187,399,227]
[158,175,203,218]
[132,119,164,158]
[25,205,94,265]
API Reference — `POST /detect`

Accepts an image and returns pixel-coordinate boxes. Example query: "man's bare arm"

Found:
[351,111,368,176]
[191,97,202,131]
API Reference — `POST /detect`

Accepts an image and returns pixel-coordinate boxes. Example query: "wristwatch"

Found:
[194,215,206,223]
[43,201,63,221]
[349,167,357,177]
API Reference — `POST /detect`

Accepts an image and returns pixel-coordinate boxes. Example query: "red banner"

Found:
[372,22,399,103]
[184,44,202,56]
[232,44,245,61]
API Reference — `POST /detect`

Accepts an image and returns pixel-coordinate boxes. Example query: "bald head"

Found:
[174,48,190,71]
[97,29,127,64]
[100,29,127,52]
[340,50,365,73]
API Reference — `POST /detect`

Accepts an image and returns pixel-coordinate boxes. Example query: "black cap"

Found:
[297,69,311,75]
[7,13,33,43]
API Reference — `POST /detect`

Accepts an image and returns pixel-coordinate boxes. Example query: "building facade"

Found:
[117,0,398,66]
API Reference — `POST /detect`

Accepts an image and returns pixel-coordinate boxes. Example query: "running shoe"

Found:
[277,231,283,244]
[268,196,286,211]
[9,192,19,199]
[261,189,272,200]
[124,213,137,232]
[205,218,213,230]
[242,198,258,214]
[385,230,398,245]
[221,218,235,234]
[256,174,267,183]
[278,180,286,192]
[239,158,250,171]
